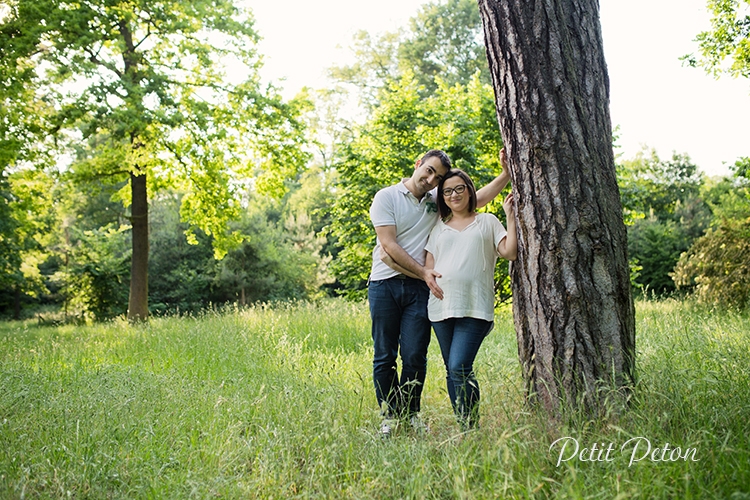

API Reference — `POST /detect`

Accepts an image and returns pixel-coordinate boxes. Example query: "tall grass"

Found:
[1,299,748,499]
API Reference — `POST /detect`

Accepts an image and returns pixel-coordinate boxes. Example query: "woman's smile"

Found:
[442,178,470,214]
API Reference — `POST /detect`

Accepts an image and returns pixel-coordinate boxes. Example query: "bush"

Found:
[673,187,750,309]
[673,220,750,310]
[60,225,131,321]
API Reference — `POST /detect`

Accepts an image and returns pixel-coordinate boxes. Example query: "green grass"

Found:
[1,299,748,499]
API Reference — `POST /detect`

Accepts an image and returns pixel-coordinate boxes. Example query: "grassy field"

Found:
[1,298,748,499]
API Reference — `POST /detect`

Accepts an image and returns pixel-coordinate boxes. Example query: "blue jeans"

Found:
[432,317,494,428]
[368,277,431,417]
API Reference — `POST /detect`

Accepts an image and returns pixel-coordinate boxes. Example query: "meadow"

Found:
[1,299,748,499]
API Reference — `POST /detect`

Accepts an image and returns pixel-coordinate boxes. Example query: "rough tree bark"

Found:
[127,170,149,322]
[477,0,636,416]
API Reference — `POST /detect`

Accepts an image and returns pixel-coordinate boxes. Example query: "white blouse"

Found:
[425,213,507,322]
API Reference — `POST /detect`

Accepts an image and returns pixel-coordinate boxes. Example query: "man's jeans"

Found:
[368,276,431,417]
[432,317,494,428]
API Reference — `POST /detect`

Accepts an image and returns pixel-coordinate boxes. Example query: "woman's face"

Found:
[441,176,471,214]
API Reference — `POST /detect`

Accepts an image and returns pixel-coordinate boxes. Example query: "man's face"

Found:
[411,156,449,196]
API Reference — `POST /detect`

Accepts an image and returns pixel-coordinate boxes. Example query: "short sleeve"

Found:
[370,188,395,227]
[424,223,441,255]
[489,214,507,255]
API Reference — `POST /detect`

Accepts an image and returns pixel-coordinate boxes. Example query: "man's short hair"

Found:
[420,149,452,170]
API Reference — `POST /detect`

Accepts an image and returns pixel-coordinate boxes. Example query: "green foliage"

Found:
[628,218,690,294]
[297,87,354,170]
[147,194,217,314]
[0,168,57,317]
[282,165,340,267]
[617,148,704,223]
[0,58,56,305]
[11,161,132,321]
[673,184,750,309]
[683,0,750,79]
[146,179,335,315]
[215,194,332,304]
[329,0,488,105]
[327,30,403,107]
[398,0,489,92]
[330,73,505,298]
[1,159,335,319]
[628,196,713,294]
[1,300,749,497]
[617,149,710,294]
[0,0,53,172]
[732,155,750,178]
[0,175,21,291]
[61,225,131,321]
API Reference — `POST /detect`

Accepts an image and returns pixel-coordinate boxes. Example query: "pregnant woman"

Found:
[425,169,517,430]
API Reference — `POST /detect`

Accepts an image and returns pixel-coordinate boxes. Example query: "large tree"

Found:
[478,0,636,416]
[3,0,308,321]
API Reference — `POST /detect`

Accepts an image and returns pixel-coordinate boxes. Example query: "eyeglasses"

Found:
[442,184,467,197]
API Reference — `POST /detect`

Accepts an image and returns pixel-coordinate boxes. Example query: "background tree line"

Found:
[1,0,748,321]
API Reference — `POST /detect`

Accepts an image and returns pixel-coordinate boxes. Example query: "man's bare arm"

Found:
[380,247,421,279]
[375,225,444,299]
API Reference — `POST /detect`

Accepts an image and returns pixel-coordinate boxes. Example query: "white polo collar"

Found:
[397,179,434,204]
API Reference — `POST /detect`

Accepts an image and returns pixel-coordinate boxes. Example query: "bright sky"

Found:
[244,0,750,177]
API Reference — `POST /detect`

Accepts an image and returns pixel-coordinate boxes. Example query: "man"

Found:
[368,148,510,436]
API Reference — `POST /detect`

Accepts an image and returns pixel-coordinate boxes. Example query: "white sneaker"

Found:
[379,418,398,438]
[409,415,430,434]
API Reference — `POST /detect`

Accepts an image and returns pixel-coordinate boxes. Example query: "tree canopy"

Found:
[329,0,489,105]
[684,0,750,79]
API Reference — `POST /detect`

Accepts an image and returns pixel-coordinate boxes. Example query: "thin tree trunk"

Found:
[478,0,636,416]
[13,285,21,320]
[128,170,149,321]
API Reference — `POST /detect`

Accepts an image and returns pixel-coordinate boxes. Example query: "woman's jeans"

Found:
[432,317,494,428]
[368,277,431,417]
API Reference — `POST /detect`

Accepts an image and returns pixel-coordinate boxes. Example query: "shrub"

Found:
[673,187,750,309]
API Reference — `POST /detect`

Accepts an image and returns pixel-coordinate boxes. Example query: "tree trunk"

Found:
[127,171,149,321]
[478,0,636,416]
[13,285,21,320]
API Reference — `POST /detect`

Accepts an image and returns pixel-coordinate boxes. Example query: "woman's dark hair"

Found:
[436,169,477,219]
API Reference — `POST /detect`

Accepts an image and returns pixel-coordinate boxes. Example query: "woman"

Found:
[425,169,517,430]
